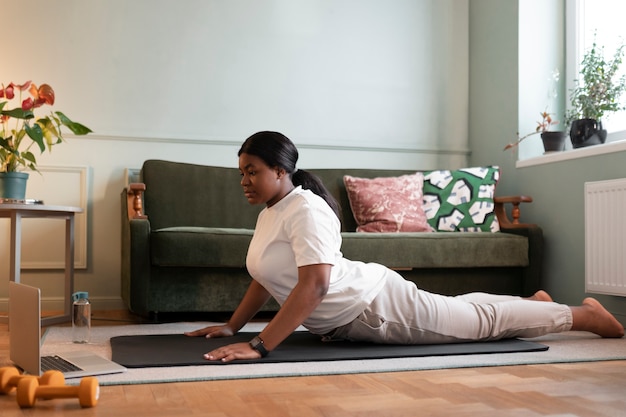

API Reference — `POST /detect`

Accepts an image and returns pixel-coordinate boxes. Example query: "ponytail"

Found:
[292,169,341,220]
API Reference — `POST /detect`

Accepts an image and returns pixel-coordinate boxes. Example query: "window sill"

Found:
[516,139,626,168]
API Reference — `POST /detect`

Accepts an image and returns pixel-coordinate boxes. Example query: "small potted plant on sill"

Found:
[0,81,92,200]
[565,38,626,148]
[504,108,566,153]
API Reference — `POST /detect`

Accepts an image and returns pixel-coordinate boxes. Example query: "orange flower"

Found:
[23,83,55,110]
[37,84,55,105]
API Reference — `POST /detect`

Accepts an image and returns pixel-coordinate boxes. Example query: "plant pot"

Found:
[569,118,607,148]
[0,172,29,200]
[540,131,567,152]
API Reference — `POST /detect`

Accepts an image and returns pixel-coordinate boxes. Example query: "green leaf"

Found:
[67,121,92,135]
[55,111,92,135]
[1,108,34,119]
[37,117,61,147]
[21,151,37,165]
[24,123,46,152]
[0,137,16,152]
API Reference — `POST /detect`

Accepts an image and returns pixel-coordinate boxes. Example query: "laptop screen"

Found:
[9,281,43,375]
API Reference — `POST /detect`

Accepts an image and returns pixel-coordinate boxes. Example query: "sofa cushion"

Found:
[343,173,432,233]
[151,227,254,267]
[340,232,528,268]
[422,166,500,232]
[141,160,262,230]
[150,228,528,270]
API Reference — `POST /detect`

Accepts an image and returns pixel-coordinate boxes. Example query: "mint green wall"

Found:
[470,0,626,324]
[1,0,470,160]
[0,0,472,310]
[468,0,519,183]
[518,153,626,323]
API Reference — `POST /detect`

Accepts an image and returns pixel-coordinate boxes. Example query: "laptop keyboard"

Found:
[41,355,83,373]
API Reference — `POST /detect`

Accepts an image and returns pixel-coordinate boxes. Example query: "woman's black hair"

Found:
[238,131,341,219]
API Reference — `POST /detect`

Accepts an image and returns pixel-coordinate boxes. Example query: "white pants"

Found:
[326,270,573,344]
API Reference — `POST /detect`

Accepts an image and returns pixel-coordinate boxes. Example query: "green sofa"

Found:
[121,159,543,319]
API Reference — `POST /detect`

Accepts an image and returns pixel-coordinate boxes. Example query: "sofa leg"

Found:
[148,311,160,323]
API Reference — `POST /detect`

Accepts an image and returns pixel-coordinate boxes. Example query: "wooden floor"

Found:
[1,311,626,416]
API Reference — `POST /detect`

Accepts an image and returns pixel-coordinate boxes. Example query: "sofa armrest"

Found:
[127,182,147,220]
[121,182,151,313]
[494,195,543,296]
[494,195,535,229]
[499,226,544,296]
[121,218,152,315]
[121,185,152,315]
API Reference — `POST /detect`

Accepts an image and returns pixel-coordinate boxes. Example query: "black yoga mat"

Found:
[110,332,548,367]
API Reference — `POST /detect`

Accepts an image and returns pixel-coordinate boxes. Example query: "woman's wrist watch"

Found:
[249,335,269,357]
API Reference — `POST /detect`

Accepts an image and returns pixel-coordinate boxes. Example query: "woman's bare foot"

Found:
[526,290,553,302]
[571,298,624,338]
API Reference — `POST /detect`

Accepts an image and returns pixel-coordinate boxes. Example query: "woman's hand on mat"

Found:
[184,324,235,339]
[203,342,260,362]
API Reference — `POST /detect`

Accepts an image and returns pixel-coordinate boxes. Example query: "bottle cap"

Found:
[72,291,89,302]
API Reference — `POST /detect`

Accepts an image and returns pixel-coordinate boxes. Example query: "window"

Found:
[567,0,626,142]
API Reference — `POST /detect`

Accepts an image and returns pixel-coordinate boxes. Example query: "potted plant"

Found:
[0,81,91,200]
[504,108,566,153]
[565,38,626,148]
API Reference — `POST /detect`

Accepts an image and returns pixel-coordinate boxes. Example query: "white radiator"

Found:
[585,178,626,297]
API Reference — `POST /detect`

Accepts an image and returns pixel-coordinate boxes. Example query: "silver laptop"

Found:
[9,282,127,378]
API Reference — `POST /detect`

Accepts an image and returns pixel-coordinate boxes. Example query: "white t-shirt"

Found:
[246,186,387,334]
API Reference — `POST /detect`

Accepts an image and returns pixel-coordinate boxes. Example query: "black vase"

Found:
[540,131,567,152]
[569,118,607,148]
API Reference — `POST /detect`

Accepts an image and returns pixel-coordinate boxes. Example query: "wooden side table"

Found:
[0,203,83,326]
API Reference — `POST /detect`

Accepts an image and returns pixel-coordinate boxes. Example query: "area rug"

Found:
[41,322,626,386]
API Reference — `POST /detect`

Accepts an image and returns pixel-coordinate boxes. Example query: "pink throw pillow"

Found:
[343,173,432,233]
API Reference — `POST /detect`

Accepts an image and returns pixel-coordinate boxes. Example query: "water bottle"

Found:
[72,291,91,343]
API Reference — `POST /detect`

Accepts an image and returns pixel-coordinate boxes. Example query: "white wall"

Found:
[0,0,470,310]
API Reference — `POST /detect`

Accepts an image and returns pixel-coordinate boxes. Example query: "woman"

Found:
[186,131,624,362]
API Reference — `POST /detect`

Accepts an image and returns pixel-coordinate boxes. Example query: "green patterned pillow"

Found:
[422,166,500,232]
